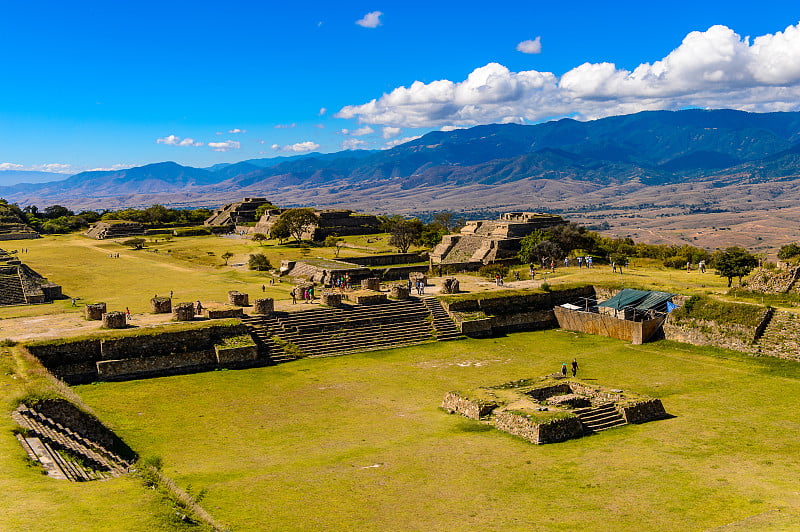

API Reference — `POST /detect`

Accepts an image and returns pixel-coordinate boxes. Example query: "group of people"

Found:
[560,358,579,377]
[576,256,594,268]
[291,286,315,304]
[687,260,707,273]
[408,279,426,295]
[331,274,352,290]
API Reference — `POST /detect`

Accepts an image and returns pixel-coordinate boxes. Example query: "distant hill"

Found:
[3,109,800,251]
[0,170,70,187]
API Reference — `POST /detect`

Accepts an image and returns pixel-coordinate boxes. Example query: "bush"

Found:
[248,253,272,271]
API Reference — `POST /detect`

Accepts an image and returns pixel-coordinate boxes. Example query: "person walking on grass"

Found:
[571,358,578,377]
[561,363,567,377]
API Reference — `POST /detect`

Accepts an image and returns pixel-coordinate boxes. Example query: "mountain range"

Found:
[3,108,800,252]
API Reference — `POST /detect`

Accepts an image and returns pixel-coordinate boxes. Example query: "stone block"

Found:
[101,311,127,329]
[228,291,249,306]
[361,278,381,291]
[150,297,172,314]
[390,285,410,300]
[85,303,106,320]
[173,302,195,321]
[321,292,343,307]
[441,277,460,294]
[409,272,427,285]
[353,291,387,305]
[253,298,274,315]
[206,306,244,319]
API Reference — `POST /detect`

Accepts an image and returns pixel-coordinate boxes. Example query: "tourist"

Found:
[561,363,567,377]
[71,298,76,307]
[291,289,297,304]
[571,358,578,377]
[308,286,315,302]
[530,267,535,280]
[195,300,203,315]
[550,260,555,273]
[514,271,520,281]
[261,284,265,292]
[577,256,583,268]
[686,261,691,272]
[564,257,569,268]
[612,262,616,273]
[699,260,706,273]
[169,290,173,299]
[125,307,131,320]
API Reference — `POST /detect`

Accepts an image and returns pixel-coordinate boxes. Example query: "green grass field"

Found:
[71,332,800,531]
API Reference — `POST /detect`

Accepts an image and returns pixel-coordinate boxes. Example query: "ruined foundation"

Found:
[253,298,274,315]
[390,285,410,300]
[85,303,106,321]
[361,278,381,291]
[321,292,343,307]
[173,302,195,321]
[228,291,249,306]
[441,277,460,294]
[101,311,127,329]
[150,297,172,314]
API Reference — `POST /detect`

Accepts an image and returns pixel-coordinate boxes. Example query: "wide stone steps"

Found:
[755,311,800,361]
[278,322,435,358]
[239,315,295,364]
[419,296,462,341]
[575,403,626,432]
[12,406,129,479]
[0,272,26,305]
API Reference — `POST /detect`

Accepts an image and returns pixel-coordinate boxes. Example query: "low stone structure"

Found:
[84,220,145,240]
[205,305,244,319]
[204,197,273,228]
[345,290,388,305]
[361,278,381,291]
[172,302,195,321]
[280,258,372,286]
[24,322,257,383]
[321,292,343,307]
[228,291,250,306]
[150,297,172,314]
[253,298,274,315]
[441,277,460,294]
[431,212,566,266]
[442,376,667,444]
[0,223,39,240]
[554,305,666,345]
[390,285,410,300]
[252,208,381,240]
[0,248,62,305]
[101,312,127,329]
[85,303,107,320]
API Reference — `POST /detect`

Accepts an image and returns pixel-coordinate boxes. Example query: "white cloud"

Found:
[0,163,24,171]
[86,164,135,172]
[338,22,800,128]
[384,135,422,149]
[341,126,374,136]
[274,123,296,129]
[440,125,467,132]
[382,126,401,139]
[273,141,320,153]
[315,124,325,129]
[342,138,367,150]
[208,140,241,152]
[228,128,246,134]
[156,135,203,147]
[318,107,327,116]
[516,36,541,54]
[356,11,382,28]
[34,163,74,174]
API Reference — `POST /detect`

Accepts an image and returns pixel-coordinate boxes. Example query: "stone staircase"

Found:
[419,296,462,341]
[242,298,464,361]
[574,403,626,432]
[755,310,800,361]
[12,405,130,481]
[0,271,27,305]
[239,315,296,364]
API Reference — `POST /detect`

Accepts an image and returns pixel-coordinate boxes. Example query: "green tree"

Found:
[517,230,552,264]
[778,243,800,260]
[269,218,291,244]
[278,208,320,243]
[221,251,234,265]
[389,219,423,253]
[43,204,74,219]
[248,253,272,271]
[432,211,465,233]
[324,235,344,257]
[252,233,268,246]
[254,202,278,220]
[713,247,758,287]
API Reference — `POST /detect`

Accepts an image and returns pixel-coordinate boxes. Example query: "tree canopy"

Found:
[713,247,758,287]
[389,219,423,253]
[278,208,320,242]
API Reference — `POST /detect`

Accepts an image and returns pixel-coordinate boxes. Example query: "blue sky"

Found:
[1,1,799,175]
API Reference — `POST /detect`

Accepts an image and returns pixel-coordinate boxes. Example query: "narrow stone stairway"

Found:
[419,296,462,341]
[574,403,626,432]
[755,310,800,361]
[239,314,295,364]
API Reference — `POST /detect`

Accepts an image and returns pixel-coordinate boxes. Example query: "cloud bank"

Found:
[272,141,320,153]
[338,23,800,128]
[356,11,382,28]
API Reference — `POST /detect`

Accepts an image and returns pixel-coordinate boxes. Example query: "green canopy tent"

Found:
[597,288,675,320]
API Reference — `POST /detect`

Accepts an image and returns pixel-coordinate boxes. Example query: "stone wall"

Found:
[617,398,668,424]
[442,286,595,314]
[361,278,381,291]
[492,411,583,444]
[389,285,410,300]
[102,312,127,329]
[321,292,343,307]
[662,318,759,354]
[25,323,254,383]
[346,291,388,305]
[524,383,572,401]
[345,253,423,266]
[215,344,259,368]
[151,297,172,313]
[85,303,106,320]
[173,302,195,321]
[228,291,249,306]
[253,298,274,314]
[441,391,498,420]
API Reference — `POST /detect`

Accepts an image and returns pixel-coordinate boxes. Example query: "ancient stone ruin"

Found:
[150,297,172,313]
[390,285,410,300]
[101,311,127,329]
[361,278,381,291]
[431,212,566,266]
[203,197,273,228]
[172,302,195,321]
[84,220,145,240]
[442,376,667,444]
[228,291,250,306]
[321,292,343,307]
[85,303,107,320]
[0,248,62,305]
[253,298,274,315]
[252,208,381,240]
[441,277,460,294]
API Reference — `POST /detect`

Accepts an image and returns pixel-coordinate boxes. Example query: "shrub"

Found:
[478,264,509,279]
[248,253,272,271]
